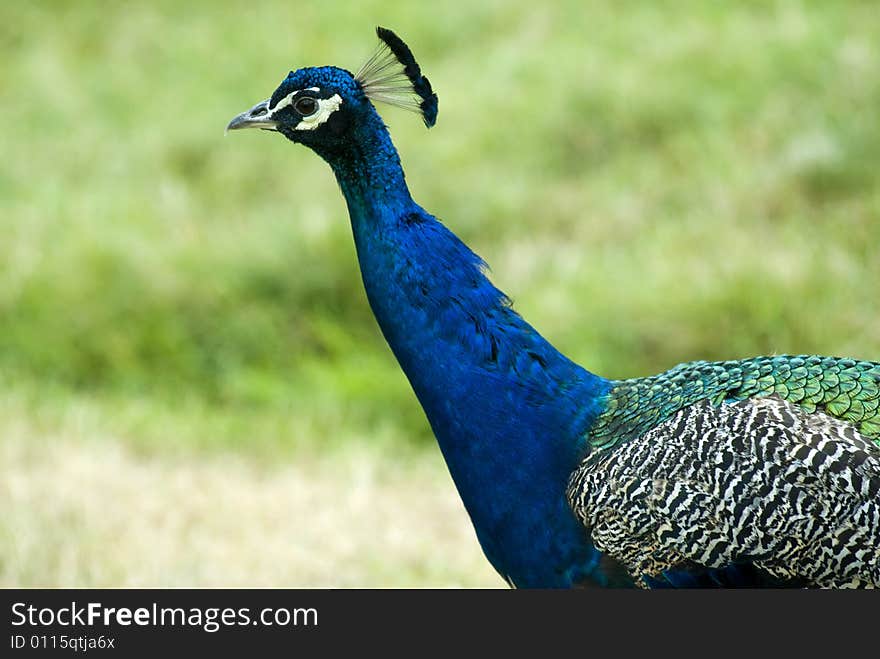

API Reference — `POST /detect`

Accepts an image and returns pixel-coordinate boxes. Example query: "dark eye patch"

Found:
[294,97,318,116]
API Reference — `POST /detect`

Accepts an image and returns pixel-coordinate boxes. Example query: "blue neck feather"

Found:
[316,107,618,587]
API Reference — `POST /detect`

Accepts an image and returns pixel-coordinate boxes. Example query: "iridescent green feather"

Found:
[589,355,880,450]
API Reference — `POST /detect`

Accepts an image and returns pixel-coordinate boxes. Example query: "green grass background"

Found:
[1,1,878,586]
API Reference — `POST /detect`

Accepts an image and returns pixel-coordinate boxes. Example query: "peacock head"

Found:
[227,27,437,155]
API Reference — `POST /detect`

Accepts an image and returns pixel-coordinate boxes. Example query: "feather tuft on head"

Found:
[355,27,438,128]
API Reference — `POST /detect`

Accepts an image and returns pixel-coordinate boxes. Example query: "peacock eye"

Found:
[294,96,319,117]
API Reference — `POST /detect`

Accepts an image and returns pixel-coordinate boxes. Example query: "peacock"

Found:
[227,27,880,588]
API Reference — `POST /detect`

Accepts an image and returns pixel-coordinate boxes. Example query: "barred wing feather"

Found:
[567,397,880,588]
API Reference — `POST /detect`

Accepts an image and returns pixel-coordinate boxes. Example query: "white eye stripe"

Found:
[293,94,343,131]
[267,87,321,115]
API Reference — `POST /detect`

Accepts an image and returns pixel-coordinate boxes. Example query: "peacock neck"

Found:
[318,117,617,587]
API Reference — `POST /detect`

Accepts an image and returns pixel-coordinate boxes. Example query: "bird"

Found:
[227,27,880,588]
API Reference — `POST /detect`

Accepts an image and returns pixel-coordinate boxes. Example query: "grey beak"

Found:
[226,99,278,133]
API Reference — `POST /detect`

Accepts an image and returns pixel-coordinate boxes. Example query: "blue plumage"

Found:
[335,110,611,587]
[228,28,880,588]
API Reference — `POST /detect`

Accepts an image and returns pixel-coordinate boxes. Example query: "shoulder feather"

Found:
[568,397,880,588]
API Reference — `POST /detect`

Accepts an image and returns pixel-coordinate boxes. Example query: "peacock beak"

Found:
[226,99,278,133]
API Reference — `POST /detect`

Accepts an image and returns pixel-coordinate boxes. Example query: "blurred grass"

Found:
[1,409,498,586]
[1,1,879,585]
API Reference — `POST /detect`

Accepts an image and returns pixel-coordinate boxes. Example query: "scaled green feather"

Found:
[589,355,880,450]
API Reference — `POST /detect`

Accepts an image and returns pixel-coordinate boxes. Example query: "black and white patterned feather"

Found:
[567,397,880,588]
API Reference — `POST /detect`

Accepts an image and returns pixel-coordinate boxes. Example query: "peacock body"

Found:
[227,28,880,588]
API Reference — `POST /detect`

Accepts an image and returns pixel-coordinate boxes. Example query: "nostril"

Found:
[251,105,268,117]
